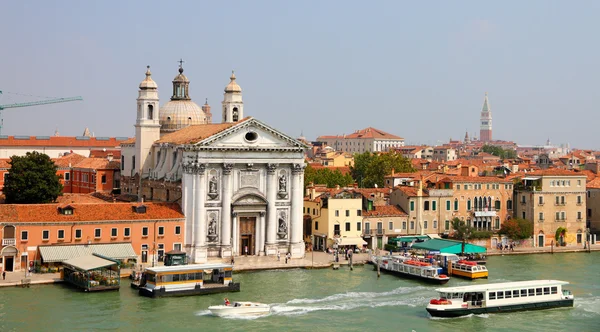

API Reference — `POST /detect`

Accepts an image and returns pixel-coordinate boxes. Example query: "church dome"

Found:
[224,71,242,93]
[139,66,157,89]
[159,63,208,134]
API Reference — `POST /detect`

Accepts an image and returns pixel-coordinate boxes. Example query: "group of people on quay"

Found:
[496,242,517,251]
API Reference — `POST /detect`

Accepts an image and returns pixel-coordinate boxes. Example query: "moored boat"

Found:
[426,280,574,318]
[377,255,450,284]
[449,260,488,279]
[208,301,271,317]
[138,263,240,298]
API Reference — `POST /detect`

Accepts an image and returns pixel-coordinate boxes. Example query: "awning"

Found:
[63,255,117,271]
[337,237,368,246]
[39,243,137,263]
[522,176,541,181]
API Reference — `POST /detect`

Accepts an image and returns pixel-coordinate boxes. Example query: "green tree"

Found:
[304,164,354,189]
[498,218,533,240]
[4,151,63,203]
[350,152,414,187]
[482,145,517,160]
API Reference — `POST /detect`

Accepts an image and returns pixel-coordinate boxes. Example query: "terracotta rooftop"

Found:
[438,176,511,183]
[0,202,184,222]
[156,118,251,145]
[525,169,587,177]
[53,153,87,168]
[363,205,407,217]
[89,149,121,158]
[74,157,120,170]
[586,177,600,189]
[394,186,426,197]
[318,127,403,140]
[0,136,129,147]
[56,193,109,204]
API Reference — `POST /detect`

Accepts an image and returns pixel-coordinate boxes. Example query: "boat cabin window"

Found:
[489,292,496,300]
[536,288,543,296]
[147,274,156,282]
[551,286,558,294]
[528,289,535,296]
[512,290,519,298]
[543,287,550,295]
[521,289,527,297]
[505,290,512,299]
[497,291,504,299]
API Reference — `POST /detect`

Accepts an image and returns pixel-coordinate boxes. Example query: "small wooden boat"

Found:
[208,301,271,317]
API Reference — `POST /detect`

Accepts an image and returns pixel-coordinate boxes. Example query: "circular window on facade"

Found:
[245,131,258,142]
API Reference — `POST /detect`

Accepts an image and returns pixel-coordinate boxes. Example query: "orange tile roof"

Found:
[0,136,129,147]
[363,205,407,217]
[74,157,120,170]
[438,176,511,183]
[318,127,403,140]
[53,153,87,168]
[525,169,587,177]
[56,193,110,204]
[0,159,10,168]
[586,177,600,189]
[89,149,121,158]
[156,118,251,144]
[0,202,184,222]
[394,186,426,197]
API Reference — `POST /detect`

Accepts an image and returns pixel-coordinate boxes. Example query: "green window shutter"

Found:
[446,200,450,210]
[432,201,437,211]
[410,201,415,211]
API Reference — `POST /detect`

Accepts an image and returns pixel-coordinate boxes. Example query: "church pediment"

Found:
[191,118,307,152]
[232,189,268,206]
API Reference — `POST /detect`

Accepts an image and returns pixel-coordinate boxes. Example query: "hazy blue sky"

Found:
[0,1,598,148]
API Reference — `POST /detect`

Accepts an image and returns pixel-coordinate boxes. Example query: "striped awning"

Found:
[39,243,137,263]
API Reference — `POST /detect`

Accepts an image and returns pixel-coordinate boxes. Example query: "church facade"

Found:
[121,65,307,263]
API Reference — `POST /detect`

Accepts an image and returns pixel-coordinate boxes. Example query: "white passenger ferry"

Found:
[377,255,450,284]
[426,280,574,318]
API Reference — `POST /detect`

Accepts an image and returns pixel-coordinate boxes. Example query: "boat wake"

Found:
[195,310,212,316]
[574,296,600,316]
[270,286,428,317]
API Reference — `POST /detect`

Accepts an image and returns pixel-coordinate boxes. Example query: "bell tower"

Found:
[222,71,244,123]
[135,66,161,177]
[479,92,493,142]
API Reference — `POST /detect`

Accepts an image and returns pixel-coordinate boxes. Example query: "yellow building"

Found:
[362,205,408,249]
[587,177,600,237]
[304,188,365,251]
[514,170,587,247]
[313,151,354,167]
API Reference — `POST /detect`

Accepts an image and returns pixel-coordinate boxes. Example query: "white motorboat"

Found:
[208,301,271,317]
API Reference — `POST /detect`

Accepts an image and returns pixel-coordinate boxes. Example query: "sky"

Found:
[0,1,598,149]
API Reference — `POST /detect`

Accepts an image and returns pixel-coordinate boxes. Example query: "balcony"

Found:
[2,238,16,246]
[576,202,583,206]
[375,229,385,236]
[538,202,544,206]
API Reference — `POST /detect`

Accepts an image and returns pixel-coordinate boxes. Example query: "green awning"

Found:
[410,238,487,254]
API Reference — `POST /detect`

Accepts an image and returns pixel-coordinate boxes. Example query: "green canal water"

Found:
[0,252,598,332]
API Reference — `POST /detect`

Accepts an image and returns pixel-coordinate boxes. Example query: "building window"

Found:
[539,212,544,221]
[456,185,460,190]
[357,222,361,231]
[346,210,350,217]
[121,156,125,170]
[58,229,65,239]
[42,230,50,240]
[495,200,501,210]
[424,201,430,211]
[334,224,341,236]
[433,220,437,229]
[111,228,117,237]
[446,200,451,210]
[432,201,436,211]
[365,222,370,233]
[64,172,70,181]
[175,226,181,235]
[410,201,415,211]
[577,211,582,220]
[507,199,513,210]
[101,175,107,184]
[357,210,362,216]
[495,218,500,229]
[445,220,450,231]
[335,210,339,217]
[345,222,351,232]
[410,221,415,230]
[389,222,393,231]
[21,230,28,241]
[424,220,428,229]
[577,196,582,204]
[122,227,130,237]
[75,229,82,239]
[467,199,471,210]
[94,228,101,238]
[315,221,319,230]
[142,227,149,237]
[158,226,165,236]
[454,199,459,211]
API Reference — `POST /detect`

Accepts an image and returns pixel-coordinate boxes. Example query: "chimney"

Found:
[391,168,395,176]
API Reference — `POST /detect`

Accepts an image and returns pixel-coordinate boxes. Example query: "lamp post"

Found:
[152,242,156,267]
[311,235,314,267]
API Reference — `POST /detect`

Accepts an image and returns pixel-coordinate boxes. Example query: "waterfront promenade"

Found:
[2,245,599,287]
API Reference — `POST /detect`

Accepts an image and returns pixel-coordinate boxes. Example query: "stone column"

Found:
[220,163,233,257]
[259,211,266,255]
[182,164,195,251]
[289,163,305,258]
[232,212,238,255]
[265,163,278,255]
[193,163,207,263]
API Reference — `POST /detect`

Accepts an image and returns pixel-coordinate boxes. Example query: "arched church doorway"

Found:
[239,216,256,256]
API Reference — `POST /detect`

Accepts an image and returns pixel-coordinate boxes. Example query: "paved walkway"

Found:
[486,243,600,256]
[0,271,61,287]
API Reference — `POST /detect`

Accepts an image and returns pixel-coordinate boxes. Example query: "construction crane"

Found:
[0,90,83,135]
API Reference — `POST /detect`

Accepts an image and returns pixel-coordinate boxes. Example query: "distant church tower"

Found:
[135,66,161,177]
[222,71,243,123]
[479,92,493,142]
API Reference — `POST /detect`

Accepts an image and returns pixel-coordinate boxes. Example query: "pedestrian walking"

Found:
[277,251,281,261]
[231,256,235,265]
[2,271,5,280]
[285,254,288,264]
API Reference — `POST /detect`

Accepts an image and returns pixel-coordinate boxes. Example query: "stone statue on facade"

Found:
[278,173,288,199]
[208,176,219,199]
[207,216,218,242]
[277,213,288,239]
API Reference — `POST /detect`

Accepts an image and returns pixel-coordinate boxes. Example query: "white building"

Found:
[317,127,404,154]
[121,65,307,263]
